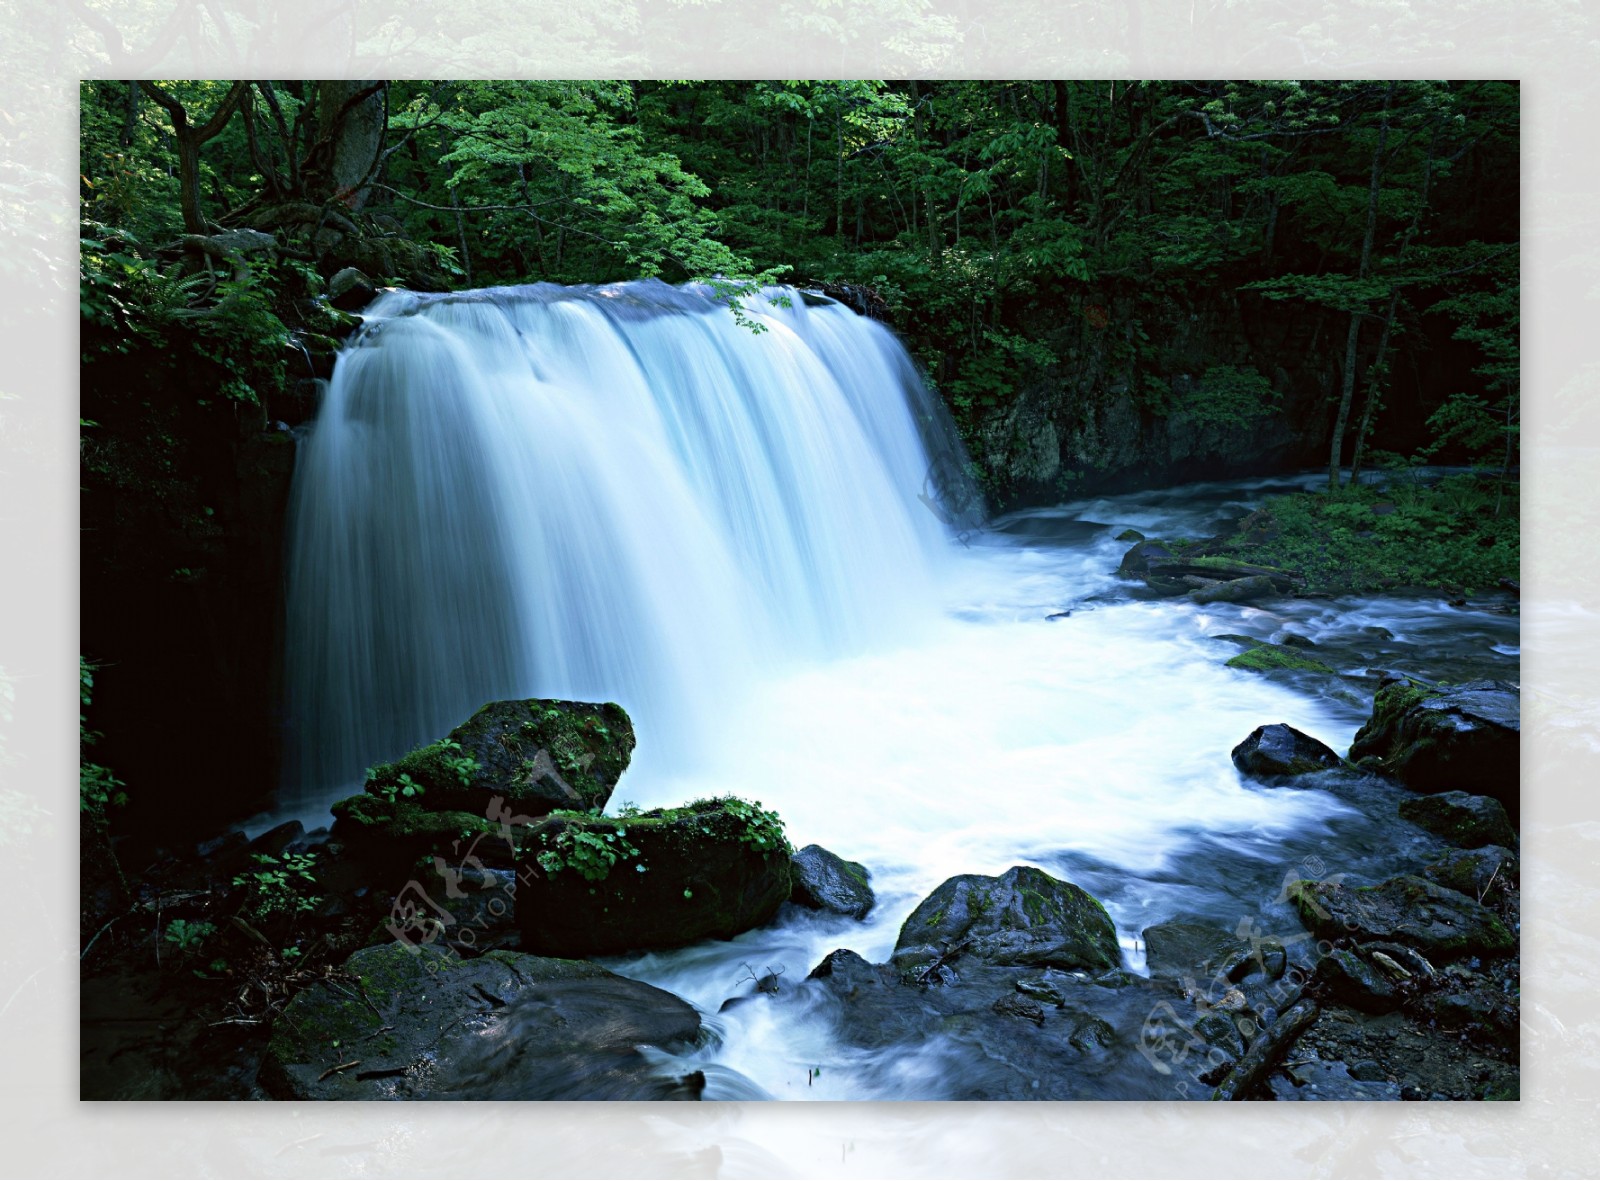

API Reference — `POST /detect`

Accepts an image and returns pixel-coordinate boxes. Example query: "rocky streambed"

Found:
[81,670,1519,1102]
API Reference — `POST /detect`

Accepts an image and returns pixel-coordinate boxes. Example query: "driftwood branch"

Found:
[1210,998,1319,1100]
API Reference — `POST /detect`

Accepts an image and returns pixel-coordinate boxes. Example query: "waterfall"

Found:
[283,281,978,810]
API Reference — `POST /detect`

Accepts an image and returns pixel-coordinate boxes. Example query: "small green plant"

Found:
[163,918,216,954]
[722,797,791,856]
[437,738,479,787]
[534,813,642,882]
[79,657,127,815]
[231,851,322,921]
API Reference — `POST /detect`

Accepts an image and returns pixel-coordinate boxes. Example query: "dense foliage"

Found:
[80,79,1519,485]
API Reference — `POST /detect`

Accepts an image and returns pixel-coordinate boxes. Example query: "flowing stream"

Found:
[285,282,1518,1100]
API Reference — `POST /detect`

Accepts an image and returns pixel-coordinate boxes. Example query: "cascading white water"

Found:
[285,281,975,809]
[285,284,1519,1099]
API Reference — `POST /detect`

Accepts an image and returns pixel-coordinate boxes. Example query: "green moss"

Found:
[1226,644,1335,674]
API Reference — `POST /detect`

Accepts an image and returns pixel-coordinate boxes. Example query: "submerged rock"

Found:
[891,865,1121,976]
[1348,680,1519,819]
[260,943,702,1099]
[789,844,875,919]
[1399,791,1516,849]
[1231,724,1344,779]
[515,797,792,957]
[1287,874,1514,960]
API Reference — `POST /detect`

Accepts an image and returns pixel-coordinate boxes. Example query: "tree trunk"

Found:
[311,81,387,210]
[138,81,249,235]
[1327,84,1394,491]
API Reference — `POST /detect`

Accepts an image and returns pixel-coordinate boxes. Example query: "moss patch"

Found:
[1225,644,1335,674]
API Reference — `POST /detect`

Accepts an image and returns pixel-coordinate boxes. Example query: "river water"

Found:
[285,282,1517,1100]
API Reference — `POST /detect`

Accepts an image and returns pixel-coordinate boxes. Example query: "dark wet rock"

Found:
[1015,976,1067,1006]
[196,831,248,861]
[260,943,703,1100]
[1114,528,1145,542]
[1210,633,1261,648]
[247,820,305,860]
[1348,1058,1387,1082]
[789,844,875,919]
[1141,917,1249,981]
[993,993,1046,1025]
[515,797,792,957]
[1118,539,1175,577]
[806,949,1186,1099]
[1399,791,1516,849]
[1231,724,1344,779]
[366,698,636,818]
[328,266,376,310]
[1189,574,1276,605]
[1279,632,1317,649]
[1287,874,1514,960]
[1423,845,1518,900]
[892,865,1121,976]
[1348,680,1520,820]
[1313,948,1403,1013]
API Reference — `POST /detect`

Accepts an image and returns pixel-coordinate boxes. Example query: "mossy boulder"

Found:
[1231,723,1344,779]
[515,797,793,957]
[1423,845,1518,900]
[1118,539,1175,577]
[1348,680,1519,820]
[260,943,703,1100]
[1225,643,1335,675]
[892,865,1121,976]
[790,844,875,919]
[1188,574,1277,605]
[364,698,635,818]
[1398,791,1516,849]
[1287,874,1514,960]
[329,793,502,884]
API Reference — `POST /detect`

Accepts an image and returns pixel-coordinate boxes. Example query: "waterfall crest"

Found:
[284,280,977,807]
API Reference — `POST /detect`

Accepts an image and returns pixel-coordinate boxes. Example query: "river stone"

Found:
[1313,948,1403,1013]
[515,797,792,957]
[259,943,703,1100]
[1141,917,1249,980]
[1423,845,1518,899]
[1118,539,1175,577]
[892,865,1121,975]
[1189,574,1276,605]
[1399,791,1516,849]
[1231,724,1344,779]
[805,949,1183,1099]
[1348,680,1520,819]
[328,266,376,310]
[790,844,875,919]
[1287,874,1514,960]
[364,698,636,818]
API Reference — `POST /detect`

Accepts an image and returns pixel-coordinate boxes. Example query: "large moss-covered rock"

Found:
[892,865,1121,975]
[1349,680,1519,819]
[790,844,875,919]
[1231,723,1344,779]
[364,698,635,818]
[260,943,703,1100]
[1399,791,1516,849]
[1287,874,1514,960]
[1225,644,1335,675]
[515,797,793,957]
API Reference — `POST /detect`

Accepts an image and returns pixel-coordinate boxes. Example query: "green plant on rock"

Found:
[721,797,791,857]
[232,851,322,921]
[534,812,642,882]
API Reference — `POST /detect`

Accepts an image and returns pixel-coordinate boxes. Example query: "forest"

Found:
[79,79,1521,1103]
